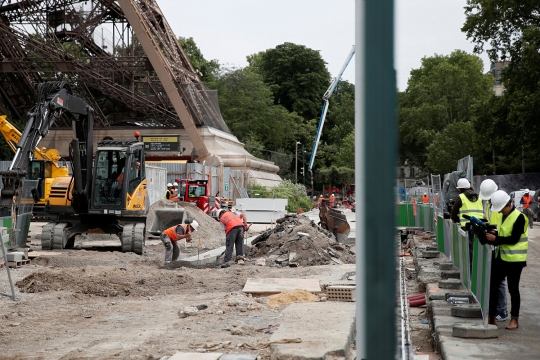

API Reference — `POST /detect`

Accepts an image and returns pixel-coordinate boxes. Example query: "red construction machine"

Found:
[174,178,221,215]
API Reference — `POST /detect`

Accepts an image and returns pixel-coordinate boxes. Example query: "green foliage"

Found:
[248,42,331,120]
[178,37,220,83]
[425,122,477,174]
[399,50,494,170]
[271,180,313,212]
[246,183,271,198]
[317,166,355,188]
[462,2,540,173]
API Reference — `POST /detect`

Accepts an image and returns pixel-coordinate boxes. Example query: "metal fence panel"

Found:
[436,216,445,253]
[471,238,492,325]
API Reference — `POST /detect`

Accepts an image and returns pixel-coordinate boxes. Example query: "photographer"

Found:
[476,190,527,330]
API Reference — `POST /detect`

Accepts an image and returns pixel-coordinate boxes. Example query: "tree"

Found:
[399,50,494,169]
[463,2,540,173]
[178,37,220,83]
[207,67,307,152]
[247,42,331,120]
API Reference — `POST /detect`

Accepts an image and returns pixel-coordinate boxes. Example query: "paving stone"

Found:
[451,304,482,318]
[422,250,439,258]
[445,293,475,303]
[452,323,498,339]
[220,355,257,360]
[441,270,461,279]
[439,262,456,271]
[439,279,463,290]
[169,353,223,360]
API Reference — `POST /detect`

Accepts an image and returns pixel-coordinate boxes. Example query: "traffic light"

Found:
[300,167,304,176]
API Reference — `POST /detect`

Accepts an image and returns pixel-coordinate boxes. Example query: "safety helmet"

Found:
[424,193,427,195]
[167,183,172,187]
[190,220,199,232]
[490,190,511,213]
[479,179,498,200]
[173,182,178,187]
[524,189,530,194]
[456,178,471,189]
[216,209,225,218]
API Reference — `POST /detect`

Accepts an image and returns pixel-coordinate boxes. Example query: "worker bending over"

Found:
[217,209,248,266]
[160,220,199,263]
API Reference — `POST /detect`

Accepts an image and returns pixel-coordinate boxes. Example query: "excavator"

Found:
[0,81,152,254]
[0,115,69,215]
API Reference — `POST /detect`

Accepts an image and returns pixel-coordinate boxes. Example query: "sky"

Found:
[157,0,490,92]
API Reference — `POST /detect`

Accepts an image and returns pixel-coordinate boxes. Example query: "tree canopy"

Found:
[399,50,494,169]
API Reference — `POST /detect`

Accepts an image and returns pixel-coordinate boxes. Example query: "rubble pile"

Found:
[146,199,224,250]
[248,214,355,266]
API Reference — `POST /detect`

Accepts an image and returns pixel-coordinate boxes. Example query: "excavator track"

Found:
[122,223,145,255]
[41,222,70,250]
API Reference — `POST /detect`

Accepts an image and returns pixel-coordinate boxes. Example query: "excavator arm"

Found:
[0,81,94,215]
[0,114,64,164]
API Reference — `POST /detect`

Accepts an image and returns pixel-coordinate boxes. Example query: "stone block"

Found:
[439,279,463,290]
[441,270,461,280]
[452,323,498,339]
[6,252,23,262]
[220,355,257,360]
[451,304,482,318]
[445,293,476,303]
[439,262,456,271]
[169,353,223,360]
[422,250,439,258]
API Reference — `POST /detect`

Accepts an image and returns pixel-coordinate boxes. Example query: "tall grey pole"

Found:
[355,0,366,358]
[295,142,298,183]
[357,0,396,358]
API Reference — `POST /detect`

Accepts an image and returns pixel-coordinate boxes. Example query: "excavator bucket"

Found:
[148,208,185,236]
[319,206,351,243]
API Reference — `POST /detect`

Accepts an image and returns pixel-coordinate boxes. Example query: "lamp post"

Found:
[296,141,301,183]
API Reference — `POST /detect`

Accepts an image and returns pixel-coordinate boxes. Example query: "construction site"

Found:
[0,1,360,359]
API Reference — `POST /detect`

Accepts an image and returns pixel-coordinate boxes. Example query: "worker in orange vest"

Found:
[422,193,429,204]
[330,193,335,207]
[218,209,248,267]
[160,220,199,263]
[521,189,534,228]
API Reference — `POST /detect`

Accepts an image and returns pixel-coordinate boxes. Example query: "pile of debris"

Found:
[248,214,355,266]
[146,199,224,250]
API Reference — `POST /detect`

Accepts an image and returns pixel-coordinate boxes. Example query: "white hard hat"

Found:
[424,193,427,195]
[479,179,498,200]
[190,220,199,232]
[456,178,471,189]
[524,189,530,193]
[167,183,172,187]
[173,182,178,186]
[490,190,511,212]
[216,209,225,218]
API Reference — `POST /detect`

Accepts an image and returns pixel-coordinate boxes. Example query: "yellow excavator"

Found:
[0,114,69,214]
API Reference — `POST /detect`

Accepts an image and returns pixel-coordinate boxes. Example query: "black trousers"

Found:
[489,255,525,319]
[224,226,244,262]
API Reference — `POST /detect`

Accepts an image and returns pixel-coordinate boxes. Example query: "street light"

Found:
[296,141,302,184]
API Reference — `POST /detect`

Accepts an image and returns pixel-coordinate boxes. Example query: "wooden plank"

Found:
[169,353,223,360]
[243,278,321,295]
[27,251,62,258]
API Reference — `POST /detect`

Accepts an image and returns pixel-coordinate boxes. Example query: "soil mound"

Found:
[16,268,195,297]
[147,199,224,250]
[248,214,355,266]
[268,289,320,308]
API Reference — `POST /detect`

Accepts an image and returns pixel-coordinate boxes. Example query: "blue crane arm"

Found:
[308,45,355,177]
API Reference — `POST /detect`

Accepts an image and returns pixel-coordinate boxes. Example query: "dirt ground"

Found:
[0,221,354,360]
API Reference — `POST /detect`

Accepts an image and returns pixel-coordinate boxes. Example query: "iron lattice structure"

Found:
[0,0,230,133]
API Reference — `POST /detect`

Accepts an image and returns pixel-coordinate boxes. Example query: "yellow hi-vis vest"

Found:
[484,201,500,227]
[459,193,483,227]
[497,208,528,262]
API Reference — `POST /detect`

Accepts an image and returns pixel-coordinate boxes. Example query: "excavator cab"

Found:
[91,140,147,212]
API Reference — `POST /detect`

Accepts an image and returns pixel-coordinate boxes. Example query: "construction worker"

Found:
[520,190,534,228]
[330,193,335,207]
[171,182,179,200]
[451,178,483,228]
[483,190,528,330]
[451,178,483,272]
[479,179,508,321]
[164,183,172,200]
[160,220,199,263]
[217,209,248,267]
[421,193,429,204]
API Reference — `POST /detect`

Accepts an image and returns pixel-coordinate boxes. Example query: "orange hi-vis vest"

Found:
[163,224,190,242]
[220,211,244,234]
[522,194,532,209]
[422,195,429,203]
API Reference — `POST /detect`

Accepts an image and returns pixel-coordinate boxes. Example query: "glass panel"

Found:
[93,150,126,206]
